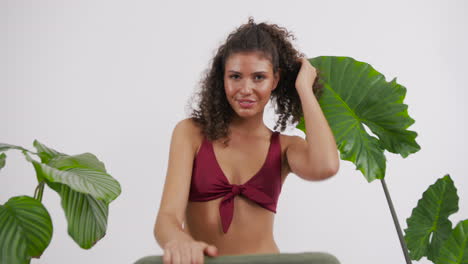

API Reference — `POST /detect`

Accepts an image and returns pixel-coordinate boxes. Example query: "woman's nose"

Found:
[239,79,254,94]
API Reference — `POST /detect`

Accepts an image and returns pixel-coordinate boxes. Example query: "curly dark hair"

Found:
[189,17,323,143]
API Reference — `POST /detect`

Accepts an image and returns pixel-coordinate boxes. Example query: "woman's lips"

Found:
[237,99,256,108]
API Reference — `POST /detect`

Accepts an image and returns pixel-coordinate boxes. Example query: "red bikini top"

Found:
[188,131,282,233]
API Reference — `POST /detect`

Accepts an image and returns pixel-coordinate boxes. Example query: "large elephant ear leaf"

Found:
[404,175,459,261]
[297,56,420,182]
[0,196,53,264]
[436,219,468,264]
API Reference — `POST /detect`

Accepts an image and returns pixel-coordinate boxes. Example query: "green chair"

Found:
[134,252,340,264]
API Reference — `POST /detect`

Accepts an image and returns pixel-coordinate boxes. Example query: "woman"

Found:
[153,18,340,264]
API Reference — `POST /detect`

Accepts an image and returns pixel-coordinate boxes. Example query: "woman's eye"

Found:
[230,74,240,79]
[254,75,265,81]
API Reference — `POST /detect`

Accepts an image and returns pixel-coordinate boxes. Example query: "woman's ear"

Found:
[272,70,280,90]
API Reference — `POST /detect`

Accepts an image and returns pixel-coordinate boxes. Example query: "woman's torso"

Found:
[184,125,291,256]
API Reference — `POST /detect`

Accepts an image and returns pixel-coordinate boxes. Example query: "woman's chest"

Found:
[208,135,290,185]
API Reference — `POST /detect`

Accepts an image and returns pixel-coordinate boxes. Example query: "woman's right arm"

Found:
[154,119,218,264]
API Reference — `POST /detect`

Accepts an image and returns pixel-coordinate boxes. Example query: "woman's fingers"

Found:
[163,246,181,264]
[295,57,317,91]
[163,240,217,264]
[191,244,204,264]
[180,244,191,264]
[172,248,181,264]
[201,243,218,257]
[162,248,171,264]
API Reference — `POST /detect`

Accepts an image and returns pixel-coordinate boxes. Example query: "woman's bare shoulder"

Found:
[173,118,204,154]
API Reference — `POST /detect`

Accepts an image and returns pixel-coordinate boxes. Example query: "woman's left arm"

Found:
[286,58,340,181]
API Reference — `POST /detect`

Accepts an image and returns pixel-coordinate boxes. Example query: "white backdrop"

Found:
[1,0,467,263]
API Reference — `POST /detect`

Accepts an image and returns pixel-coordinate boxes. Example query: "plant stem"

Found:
[381,178,412,264]
[34,181,45,202]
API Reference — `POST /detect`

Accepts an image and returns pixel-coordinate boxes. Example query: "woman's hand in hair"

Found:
[295,57,318,94]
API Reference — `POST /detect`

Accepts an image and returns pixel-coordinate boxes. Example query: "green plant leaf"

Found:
[0,143,27,152]
[33,161,120,203]
[50,183,109,249]
[24,141,119,249]
[48,152,107,173]
[30,152,120,203]
[30,142,110,191]
[28,141,117,198]
[33,140,65,163]
[436,220,468,264]
[0,152,6,170]
[30,152,112,249]
[404,175,459,261]
[297,56,420,182]
[0,196,53,264]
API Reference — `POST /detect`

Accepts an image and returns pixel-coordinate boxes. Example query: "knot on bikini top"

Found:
[231,184,244,196]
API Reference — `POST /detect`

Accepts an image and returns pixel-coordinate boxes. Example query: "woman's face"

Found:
[223,51,279,119]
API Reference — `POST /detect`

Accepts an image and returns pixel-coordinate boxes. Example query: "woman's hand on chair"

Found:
[163,238,218,264]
